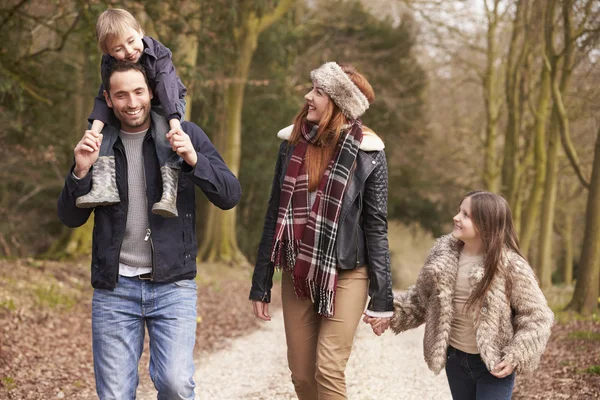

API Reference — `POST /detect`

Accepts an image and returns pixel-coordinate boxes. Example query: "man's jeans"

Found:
[92,276,197,400]
[445,346,515,400]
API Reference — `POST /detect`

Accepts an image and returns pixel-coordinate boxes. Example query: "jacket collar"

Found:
[428,235,513,319]
[276,124,385,151]
[142,36,158,60]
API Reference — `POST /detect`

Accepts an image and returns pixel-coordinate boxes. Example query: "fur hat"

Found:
[310,62,370,120]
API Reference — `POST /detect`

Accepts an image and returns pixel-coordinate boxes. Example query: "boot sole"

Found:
[76,198,120,208]
[151,205,178,218]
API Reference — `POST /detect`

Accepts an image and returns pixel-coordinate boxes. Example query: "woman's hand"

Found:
[490,360,515,378]
[252,300,271,321]
[362,315,391,336]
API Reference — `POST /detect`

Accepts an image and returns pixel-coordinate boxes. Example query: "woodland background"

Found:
[0,0,599,398]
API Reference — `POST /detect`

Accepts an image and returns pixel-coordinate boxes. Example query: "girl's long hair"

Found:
[464,191,524,310]
[289,64,375,191]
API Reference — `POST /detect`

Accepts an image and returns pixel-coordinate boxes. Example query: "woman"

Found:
[249,62,394,399]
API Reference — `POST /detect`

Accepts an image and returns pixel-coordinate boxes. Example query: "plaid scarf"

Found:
[271,119,363,317]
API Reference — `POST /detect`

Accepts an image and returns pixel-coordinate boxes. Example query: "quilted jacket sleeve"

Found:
[249,141,287,302]
[363,151,394,314]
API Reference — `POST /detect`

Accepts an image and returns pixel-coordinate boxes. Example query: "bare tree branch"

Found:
[552,75,591,188]
[0,0,30,29]
[24,12,81,59]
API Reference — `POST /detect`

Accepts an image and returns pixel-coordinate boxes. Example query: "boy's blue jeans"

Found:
[445,346,515,400]
[92,276,197,400]
[98,99,186,168]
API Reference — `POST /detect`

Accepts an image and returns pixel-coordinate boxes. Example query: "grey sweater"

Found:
[118,129,152,276]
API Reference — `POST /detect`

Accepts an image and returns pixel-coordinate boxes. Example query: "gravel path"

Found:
[192,308,452,400]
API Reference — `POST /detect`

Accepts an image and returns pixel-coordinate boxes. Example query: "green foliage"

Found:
[584,365,600,375]
[0,376,16,390]
[567,331,600,341]
[0,298,16,311]
[33,284,77,310]
[0,1,107,256]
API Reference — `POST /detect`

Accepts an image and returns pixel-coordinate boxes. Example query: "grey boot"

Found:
[152,165,179,218]
[76,156,120,208]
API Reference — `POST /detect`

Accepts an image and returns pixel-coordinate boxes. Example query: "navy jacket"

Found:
[57,121,241,290]
[89,36,187,126]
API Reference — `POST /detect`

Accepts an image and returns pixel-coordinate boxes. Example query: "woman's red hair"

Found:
[289,64,375,191]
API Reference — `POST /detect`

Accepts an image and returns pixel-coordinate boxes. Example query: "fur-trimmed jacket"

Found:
[391,234,554,375]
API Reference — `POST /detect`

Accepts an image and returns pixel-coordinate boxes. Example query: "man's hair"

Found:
[96,8,144,54]
[103,60,150,95]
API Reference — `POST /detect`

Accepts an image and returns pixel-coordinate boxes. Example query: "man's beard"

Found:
[117,106,150,130]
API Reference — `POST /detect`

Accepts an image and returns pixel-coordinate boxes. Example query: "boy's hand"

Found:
[167,128,197,167]
[74,130,103,178]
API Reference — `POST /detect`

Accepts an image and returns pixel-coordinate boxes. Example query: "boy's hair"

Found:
[96,8,144,54]
[103,60,149,95]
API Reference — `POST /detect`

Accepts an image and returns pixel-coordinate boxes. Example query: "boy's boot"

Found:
[151,165,179,218]
[76,156,120,208]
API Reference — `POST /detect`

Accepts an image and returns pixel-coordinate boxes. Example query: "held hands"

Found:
[252,300,271,321]
[167,127,197,167]
[362,314,391,336]
[490,360,515,378]
[74,130,103,178]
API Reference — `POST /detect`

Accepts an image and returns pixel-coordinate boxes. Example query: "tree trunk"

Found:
[52,49,94,259]
[520,60,551,255]
[566,127,600,314]
[197,0,294,265]
[482,1,502,192]
[537,120,559,290]
[502,0,528,207]
[562,208,573,285]
[538,0,576,290]
[46,219,94,259]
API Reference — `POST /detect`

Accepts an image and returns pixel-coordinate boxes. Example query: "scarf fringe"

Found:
[293,276,336,318]
[271,239,301,272]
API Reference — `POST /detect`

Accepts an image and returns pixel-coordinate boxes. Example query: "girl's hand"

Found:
[362,314,391,336]
[490,360,515,378]
[252,300,271,321]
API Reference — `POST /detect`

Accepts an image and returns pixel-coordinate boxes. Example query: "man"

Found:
[57,60,241,399]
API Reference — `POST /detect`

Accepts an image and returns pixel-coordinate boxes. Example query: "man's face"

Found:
[104,69,153,132]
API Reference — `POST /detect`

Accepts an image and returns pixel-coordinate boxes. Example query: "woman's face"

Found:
[452,196,480,242]
[305,81,331,123]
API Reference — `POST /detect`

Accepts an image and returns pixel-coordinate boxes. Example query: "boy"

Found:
[76,8,187,218]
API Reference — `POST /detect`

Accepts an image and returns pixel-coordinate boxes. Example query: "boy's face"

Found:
[107,27,144,63]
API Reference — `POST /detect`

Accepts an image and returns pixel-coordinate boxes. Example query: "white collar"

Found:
[276,125,384,151]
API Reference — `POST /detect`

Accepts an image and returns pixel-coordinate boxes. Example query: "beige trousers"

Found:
[281,267,369,400]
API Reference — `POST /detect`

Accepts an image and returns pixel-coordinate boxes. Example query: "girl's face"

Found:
[304,81,331,123]
[452,196,480,242]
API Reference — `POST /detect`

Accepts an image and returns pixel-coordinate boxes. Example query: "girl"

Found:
[250,62,394,400]
[367,191,554,399]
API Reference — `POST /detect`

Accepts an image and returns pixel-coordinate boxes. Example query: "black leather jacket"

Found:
[249,137,394,313]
